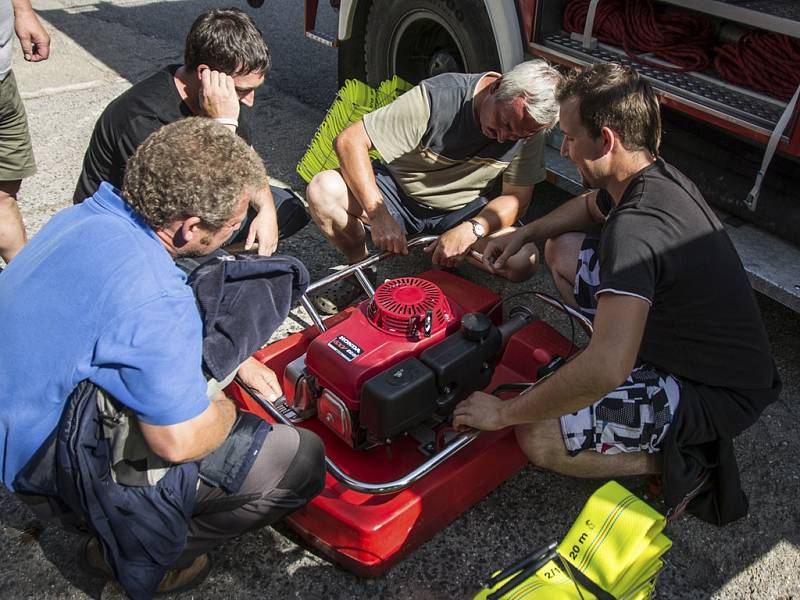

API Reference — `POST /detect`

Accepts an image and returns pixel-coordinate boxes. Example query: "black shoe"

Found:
[666,469,712,524]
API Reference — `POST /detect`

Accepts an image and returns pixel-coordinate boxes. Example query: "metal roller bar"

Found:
[656,0,800,39]
[353,268,376,297]
[300,295,327,332]
[305,236,438,294]
[539,33,786,134]
[238,384,482,495]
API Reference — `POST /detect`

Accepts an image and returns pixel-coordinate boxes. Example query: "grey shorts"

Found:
[560,234,681,455]
[371,161,493,235]
[0,71,36,181]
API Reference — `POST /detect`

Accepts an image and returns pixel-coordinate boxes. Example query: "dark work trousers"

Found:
[176,425,325,566]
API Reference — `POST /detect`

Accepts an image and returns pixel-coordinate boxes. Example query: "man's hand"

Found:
[236,357,282,403]
[452,391,507,431]
[424,221,476,268]
[14,5,50,62]
[198,68,240,123]
[368,205,407,255]
[483,228,528,273]
[246,205,279,256]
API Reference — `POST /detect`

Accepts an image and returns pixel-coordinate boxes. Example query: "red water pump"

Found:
[286,276,533,448]
[229,261,585,576]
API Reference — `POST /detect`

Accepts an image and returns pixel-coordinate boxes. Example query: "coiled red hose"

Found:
[563,0,800,101]
[715,31,800,101]
[563,0,714,72]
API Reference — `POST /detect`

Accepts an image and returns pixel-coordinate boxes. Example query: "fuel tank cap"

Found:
[461,312,492,342]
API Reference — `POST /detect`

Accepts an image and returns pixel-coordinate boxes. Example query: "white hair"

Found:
[495,59,562,128]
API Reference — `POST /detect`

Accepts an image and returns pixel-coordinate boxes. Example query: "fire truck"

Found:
[291,0,800,312]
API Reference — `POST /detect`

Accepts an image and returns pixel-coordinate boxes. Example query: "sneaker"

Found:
[313,267,378,315]
[77,537,211,595]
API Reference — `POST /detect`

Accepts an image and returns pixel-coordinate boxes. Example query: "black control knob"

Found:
[461,312,492,342]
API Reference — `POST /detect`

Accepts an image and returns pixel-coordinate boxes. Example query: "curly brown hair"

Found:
[556,63,661,157]
[122,117,267,230]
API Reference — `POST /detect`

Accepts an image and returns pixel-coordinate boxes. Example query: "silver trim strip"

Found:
[530,41,790,139]
[237,384,481,495]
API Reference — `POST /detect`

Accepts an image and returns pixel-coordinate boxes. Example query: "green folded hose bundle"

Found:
[475,481,671,600]
[296,76,412,183]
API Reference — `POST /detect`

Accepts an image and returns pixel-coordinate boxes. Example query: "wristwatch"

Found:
[467,218,486,239]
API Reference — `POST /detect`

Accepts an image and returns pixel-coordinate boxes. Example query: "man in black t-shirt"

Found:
[74,8,308,254]
[453,63,780,524]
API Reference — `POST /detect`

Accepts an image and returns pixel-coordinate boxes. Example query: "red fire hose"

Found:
[715,31,800,101]
[562,0,800,101]
[563,0,714,72]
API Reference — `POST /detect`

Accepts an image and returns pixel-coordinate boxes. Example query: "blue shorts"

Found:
[372,161,493,235]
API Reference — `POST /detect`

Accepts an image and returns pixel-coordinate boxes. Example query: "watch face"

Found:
[472,220,485,237]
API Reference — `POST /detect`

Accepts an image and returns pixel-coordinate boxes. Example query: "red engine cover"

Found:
[367,277,452,337]
[305,278,459,411]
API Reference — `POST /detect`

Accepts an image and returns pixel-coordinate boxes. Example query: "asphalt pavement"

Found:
[1,0,798,598]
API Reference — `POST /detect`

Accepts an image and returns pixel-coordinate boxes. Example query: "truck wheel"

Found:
[364,0,501,86]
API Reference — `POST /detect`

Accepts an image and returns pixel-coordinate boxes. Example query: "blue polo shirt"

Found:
[0,184,209,490]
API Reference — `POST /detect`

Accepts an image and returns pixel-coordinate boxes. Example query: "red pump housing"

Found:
[229,270,575,576]
[304,277,458,411]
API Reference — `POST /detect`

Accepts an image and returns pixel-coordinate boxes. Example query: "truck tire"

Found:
[364,0,502,87]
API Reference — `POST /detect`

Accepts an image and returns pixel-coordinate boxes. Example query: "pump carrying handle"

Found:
[299,235,440,332]
[300,236,594,337]
[237,382,481,495]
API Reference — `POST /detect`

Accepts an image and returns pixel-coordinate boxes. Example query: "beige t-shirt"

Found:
[363,72,545,211]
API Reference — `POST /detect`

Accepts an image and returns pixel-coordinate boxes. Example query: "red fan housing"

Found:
[367,277,452,337]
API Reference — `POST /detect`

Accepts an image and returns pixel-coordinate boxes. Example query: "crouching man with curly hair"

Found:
[0,118,325,596]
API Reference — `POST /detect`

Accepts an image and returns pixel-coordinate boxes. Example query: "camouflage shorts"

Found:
[560,364,681,455]
[560,235,681,455]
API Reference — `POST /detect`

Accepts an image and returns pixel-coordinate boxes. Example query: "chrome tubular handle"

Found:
[532,292,594,337]
[237,382,481,495]
[306,235,438,294]
[302,236,439,332]
[468,248,594,337]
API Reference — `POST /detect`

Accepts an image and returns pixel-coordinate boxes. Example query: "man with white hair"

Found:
[306,60,562,313]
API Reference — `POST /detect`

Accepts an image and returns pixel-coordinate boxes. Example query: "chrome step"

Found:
[538,33,788,135]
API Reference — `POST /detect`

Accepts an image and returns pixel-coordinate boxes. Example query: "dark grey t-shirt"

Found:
[74,65,253,203]
[362,72,545,210]
[595,159,774,390]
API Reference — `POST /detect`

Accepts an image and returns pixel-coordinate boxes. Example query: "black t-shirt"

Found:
[595,158,774,390]
[74,65,253,203]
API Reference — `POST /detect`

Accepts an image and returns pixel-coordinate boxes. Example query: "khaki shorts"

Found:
[0,71,36,181]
